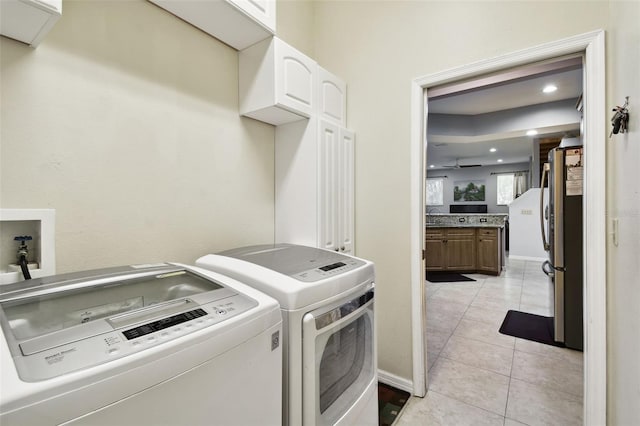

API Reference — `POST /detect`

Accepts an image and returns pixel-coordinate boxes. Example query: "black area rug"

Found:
[499,310,565,347]
[378,382,410,426]
[426,272,476,283]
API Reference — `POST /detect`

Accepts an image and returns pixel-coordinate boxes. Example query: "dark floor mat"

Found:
[499,310,565,347]
[378,382,410,426]
[426,272,476,283]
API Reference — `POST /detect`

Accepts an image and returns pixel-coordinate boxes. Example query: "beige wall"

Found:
[0,0,275,273]
[276,0,315,58]
[309,0,609,382]
[606,1,640,424]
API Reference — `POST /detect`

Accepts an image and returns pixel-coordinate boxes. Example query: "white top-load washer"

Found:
[0,263,282,426]
[196,244,377,426]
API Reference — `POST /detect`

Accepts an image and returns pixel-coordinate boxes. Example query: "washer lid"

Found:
[0,264,237,356]
[217,244,365,282]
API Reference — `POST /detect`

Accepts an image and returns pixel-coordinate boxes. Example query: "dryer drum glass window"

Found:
[304,289,375,425]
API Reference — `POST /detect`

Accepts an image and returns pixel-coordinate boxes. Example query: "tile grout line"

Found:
[420,259,582,426]
[434,272,514,422]
[426,389,508,421]
[503,265,525,421]
[426,278,488,380]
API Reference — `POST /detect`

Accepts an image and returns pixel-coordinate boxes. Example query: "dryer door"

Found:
[301,287,375,426]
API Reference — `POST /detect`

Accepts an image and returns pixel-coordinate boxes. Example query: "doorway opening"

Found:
[409,30,606,425]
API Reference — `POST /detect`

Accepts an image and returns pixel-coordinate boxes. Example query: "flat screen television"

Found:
[450,204,488,213]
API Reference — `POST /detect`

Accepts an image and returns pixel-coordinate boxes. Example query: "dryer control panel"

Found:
[218,244,367,282]
[291,258,365,282]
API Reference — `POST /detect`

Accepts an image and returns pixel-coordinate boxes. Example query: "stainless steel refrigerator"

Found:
[540,147,584,351]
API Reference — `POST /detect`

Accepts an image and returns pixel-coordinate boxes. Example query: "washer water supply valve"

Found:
[14,235,33,280]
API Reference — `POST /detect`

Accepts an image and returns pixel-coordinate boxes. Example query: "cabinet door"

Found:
[0,0,61,47]
[318,121,339,251]
[477,229,499,274]
[150,0,273,51]
[318,67,347,126]
[276,40,316,118]
[446,229,476,271]
[227,0,276,33]
[337,128,354,254]
[425,230,446,271]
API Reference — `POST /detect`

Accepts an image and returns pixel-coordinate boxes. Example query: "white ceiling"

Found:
[428,68,583,115]
[426,65,583,169]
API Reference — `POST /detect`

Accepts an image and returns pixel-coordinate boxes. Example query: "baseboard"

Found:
[377,369,413,393]
[508,254,547,262]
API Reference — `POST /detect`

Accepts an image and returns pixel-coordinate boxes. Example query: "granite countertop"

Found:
[425,213,507,228]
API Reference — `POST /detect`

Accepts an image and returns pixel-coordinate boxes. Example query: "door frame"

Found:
[409,30,606,425]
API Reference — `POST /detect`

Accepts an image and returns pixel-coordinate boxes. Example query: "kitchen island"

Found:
[425,214,507,275]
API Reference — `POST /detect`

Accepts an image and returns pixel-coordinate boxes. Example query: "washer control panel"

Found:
[12,295,257,382]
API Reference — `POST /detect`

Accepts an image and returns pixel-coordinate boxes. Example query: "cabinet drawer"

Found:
[426,229,445,239]
[478,228,498,237]
[446,228,476,238]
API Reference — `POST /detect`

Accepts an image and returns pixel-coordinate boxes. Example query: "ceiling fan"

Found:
[443,158,482,168]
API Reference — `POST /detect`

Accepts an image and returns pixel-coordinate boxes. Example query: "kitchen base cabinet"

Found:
[425,228,476,272]
[477,228,503,275]
[426,227,503,275]
[444,228,476,271]
[425,229,446,271]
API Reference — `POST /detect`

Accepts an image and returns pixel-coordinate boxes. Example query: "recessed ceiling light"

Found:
[490,148,497,153]
[429,165,435,168]
[497,159,503,163]
[526,129,538,136]
[543,84,558,93]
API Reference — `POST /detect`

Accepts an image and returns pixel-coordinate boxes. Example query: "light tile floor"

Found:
[397,258,584,426]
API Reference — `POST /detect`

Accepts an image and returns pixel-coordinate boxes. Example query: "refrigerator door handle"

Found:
[542,260,555,277]
[539,163,551,252]
[542,260,566,276]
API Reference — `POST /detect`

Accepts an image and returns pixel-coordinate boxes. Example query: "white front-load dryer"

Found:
[0,263,282,426]
[197,244,378,426]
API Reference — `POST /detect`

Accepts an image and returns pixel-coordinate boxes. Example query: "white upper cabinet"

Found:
[0,0,62,47]
[148,0,275,51]
[317,67,347,126]
[275,118,355,255]
[239,37,316,125]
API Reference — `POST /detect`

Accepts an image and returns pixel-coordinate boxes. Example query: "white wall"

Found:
[606,1,640,424]
[508,188,548,261]
[427,162,530,214]
[310,0,608,385]
[0,0,275,273]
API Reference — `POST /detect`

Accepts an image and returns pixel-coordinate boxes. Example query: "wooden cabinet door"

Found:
[425,229,446,270]
[477,228,499,274]
[446,229,476,271]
